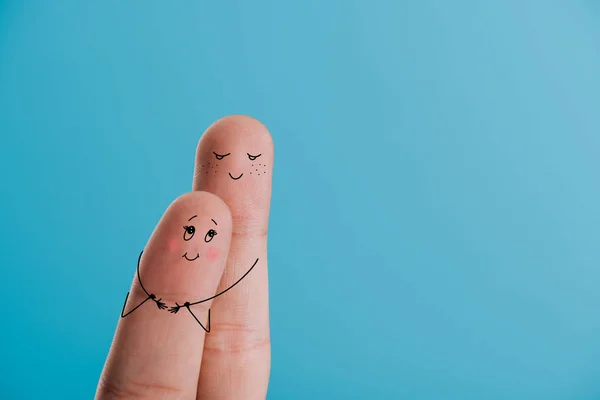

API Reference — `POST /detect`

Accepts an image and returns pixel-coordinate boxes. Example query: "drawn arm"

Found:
[166,258,260,330]
[188,258,259,306]
[168,302,211,332]
[120,251,168,318]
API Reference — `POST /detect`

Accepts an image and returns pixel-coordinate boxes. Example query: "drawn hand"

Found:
[155,299,167,310]
[97,116,273,399]
[147,293,167,310]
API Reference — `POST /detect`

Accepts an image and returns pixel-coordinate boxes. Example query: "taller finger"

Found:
[193,115,273,399]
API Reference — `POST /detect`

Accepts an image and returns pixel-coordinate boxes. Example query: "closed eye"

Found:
[213,151,231,160]
[247,153,261,161]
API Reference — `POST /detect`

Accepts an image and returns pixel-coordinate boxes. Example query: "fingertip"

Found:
[199,114,273,148]
[140,191,233,303]
[195,115,274,168]
[193,116,274,218]
[166,191,232,227]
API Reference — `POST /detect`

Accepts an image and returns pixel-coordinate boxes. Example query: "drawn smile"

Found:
[228,172,243,180]
[182,253,200,261]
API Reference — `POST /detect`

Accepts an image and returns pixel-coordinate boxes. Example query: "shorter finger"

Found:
[96,191,232,399]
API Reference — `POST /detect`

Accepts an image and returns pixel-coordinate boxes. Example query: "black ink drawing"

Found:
[213,151,230,160]
[120,215,259,333]
[206,150,265,180]
[166,258,258,332]
[120,250,169,318]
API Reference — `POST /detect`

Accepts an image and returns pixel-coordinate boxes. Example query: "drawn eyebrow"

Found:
[188,215,197,221]
[211,219,217,225]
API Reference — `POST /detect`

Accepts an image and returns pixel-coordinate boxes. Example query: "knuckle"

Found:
[97,375,184,399]
[203,322,271,355]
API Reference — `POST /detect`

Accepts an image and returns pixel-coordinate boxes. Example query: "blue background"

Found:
[1,1,600,399]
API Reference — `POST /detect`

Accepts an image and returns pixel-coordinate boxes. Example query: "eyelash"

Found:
[213,151,231,160]
[247,153,261,161]
[183,225,195,241]
[205,229,217,243]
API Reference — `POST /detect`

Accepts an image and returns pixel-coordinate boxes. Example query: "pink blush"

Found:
[166,237,178,253]
[206,246,220,261]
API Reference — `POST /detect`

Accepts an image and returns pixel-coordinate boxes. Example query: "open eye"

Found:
[183,225,195,241]
[204,229,217,243]
[213,151,230,160]
[247,153,261,161]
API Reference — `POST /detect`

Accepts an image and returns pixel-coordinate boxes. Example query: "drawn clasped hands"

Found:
[96,116,273,400]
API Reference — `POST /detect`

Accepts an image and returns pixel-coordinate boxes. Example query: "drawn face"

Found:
[139,192,232,304]
[194,116,274,212]
[181,215,219,262]
[210,151,266,180]
[195,117,273,182]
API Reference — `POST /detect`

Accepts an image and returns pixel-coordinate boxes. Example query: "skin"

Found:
[194,115,273,399]
[96,115,273,399]
[97,191,233,398]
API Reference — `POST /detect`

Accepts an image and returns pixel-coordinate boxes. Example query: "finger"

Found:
[96,191,232,399]
[193,115,273,399]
